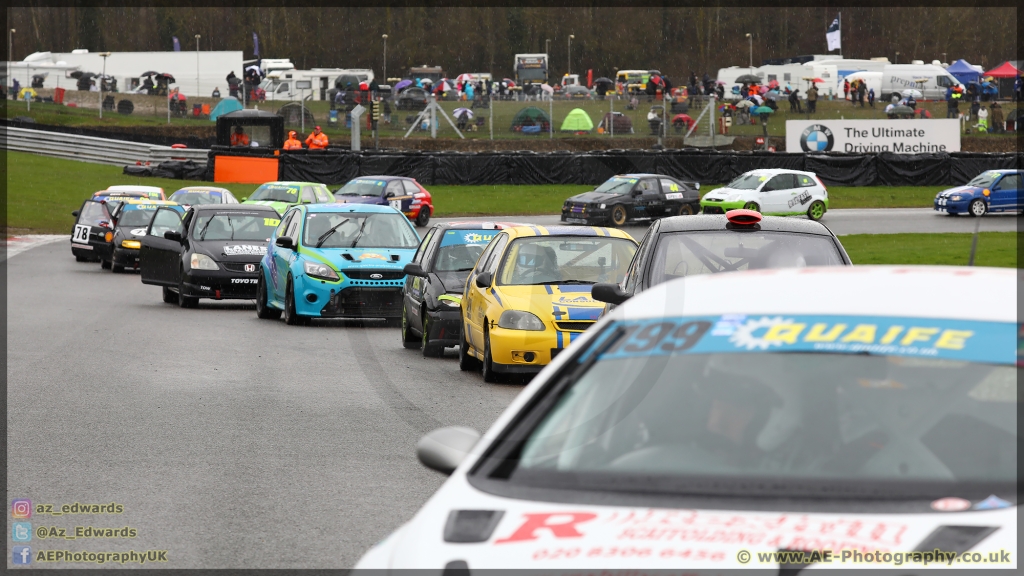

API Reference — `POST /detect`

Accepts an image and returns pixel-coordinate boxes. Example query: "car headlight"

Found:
[497,310,545,331]
[121,240,141,249]
[599,203,607,209]
[950,195,962,201]
[304,260,339,281]
[190,253,219,270]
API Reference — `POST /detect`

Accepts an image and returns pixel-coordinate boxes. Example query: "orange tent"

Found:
[983,61,1022,78]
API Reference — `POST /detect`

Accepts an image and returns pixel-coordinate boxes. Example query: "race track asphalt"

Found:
[5,207,1018,568]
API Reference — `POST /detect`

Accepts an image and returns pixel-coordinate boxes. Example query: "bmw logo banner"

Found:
[786,119,960,153]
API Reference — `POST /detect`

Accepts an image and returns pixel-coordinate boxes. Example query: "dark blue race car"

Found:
[333,176,434,227]
[934,170,1021,216]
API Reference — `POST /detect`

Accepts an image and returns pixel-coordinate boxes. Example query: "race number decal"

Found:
[389,199,402,211]
[72,225,91,244]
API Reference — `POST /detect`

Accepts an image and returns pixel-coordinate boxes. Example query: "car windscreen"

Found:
[192,213,279,241]
[725,173,769,190]
[78,202,109,226]
[335,179,386,197]
[433,229,501,272]
[170,191,222,205]
[303,212,419,249]
[486,314,1016,497]
[116,207,160,227]
[497,237,636,286]
[648,231,844,286]
[966,172,1000,188]
[593,177,637,195]
[249,184,300,202]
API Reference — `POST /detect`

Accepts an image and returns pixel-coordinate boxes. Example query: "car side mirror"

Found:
[416,426,481,475]
[163,231,183,242]
[71,210,80,218]
[592,282,630,305]
[385,191,395,198]
[404,263,427,277]
[474,272,493,289]
[275,236,295,250]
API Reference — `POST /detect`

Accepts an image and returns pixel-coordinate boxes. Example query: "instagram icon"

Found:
[12,499,32,519]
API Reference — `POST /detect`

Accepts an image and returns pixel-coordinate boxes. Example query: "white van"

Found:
[879,64,961,100]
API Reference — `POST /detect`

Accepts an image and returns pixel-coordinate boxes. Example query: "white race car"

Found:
[357,266,1017,571]
[701,169,829,221]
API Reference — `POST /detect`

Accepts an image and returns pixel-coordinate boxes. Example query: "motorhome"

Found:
[514,54,549,85]
[716,62,837,100]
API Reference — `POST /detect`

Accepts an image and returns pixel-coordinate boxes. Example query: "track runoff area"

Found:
[5,206,1017,569]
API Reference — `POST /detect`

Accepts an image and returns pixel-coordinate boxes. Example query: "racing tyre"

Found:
[255,274,282,320]
[162,286,177,304]
[458,325,481,371]
[807,200,826,221]
[481,326,500,383]
[75,255,89,262]
[283,278,308,325]
[969,199,987,217]
[101,259,112,270]
[415,207,431,227]
[401,307,420,348]
[676,203,695,216]
[178,275,199,308]
[422,314,444,358]
[609,205,628,226]
[743,201,761,212]
[111,262,124,273]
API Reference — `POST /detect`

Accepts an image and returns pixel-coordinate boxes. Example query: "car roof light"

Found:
[725,208,762,225]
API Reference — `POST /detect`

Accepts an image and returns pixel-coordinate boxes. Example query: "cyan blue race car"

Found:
[255,203,421,325]
[934,169,1021,216]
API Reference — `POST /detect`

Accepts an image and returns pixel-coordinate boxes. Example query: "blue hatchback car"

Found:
[934,169,1021,216]
[256,203,421,325]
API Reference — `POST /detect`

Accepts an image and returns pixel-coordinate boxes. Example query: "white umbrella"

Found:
[453,107,474,119]
[901,88,922,98]
[735,99,754,109]
[540,83,554,94]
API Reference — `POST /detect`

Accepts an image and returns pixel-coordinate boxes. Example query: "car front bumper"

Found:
[182,268,260,300]
[486,325,587,374]
[561,207,610,224]
[700,199,746,214]
[111,247,141,269]
[425,306,463,347]
[934,198,970,214]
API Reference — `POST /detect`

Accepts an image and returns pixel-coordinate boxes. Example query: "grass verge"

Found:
[841,232,1018,268]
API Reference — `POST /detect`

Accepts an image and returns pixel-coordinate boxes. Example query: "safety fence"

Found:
[2,126,210,167]
[213,146,1022,187]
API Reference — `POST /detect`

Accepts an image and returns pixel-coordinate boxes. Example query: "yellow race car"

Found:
[459,225,638,381]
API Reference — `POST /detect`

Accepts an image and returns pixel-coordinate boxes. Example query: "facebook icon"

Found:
[13,546,32,565]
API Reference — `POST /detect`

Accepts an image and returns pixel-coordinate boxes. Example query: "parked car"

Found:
[396,87,429,110]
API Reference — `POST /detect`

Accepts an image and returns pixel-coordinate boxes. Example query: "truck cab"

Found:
[561,74,581,88]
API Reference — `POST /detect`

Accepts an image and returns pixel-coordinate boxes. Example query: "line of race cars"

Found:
[66,170,1017,569]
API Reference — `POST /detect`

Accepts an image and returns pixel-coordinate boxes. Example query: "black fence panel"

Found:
[359,152,434,183]
[730,151,807,177]
[658,150,735,183]
[949,153,1023,185]
[433,152,510,186]
[874,152,950,187]
[507,152,583,185]
[804,154,877,187]
[279,151,360,185]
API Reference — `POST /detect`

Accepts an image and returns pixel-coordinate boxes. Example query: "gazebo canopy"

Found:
[984,61,1022,78]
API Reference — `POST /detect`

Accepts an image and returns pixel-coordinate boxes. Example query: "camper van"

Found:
[716,63,836,100]
[879,64,961,100]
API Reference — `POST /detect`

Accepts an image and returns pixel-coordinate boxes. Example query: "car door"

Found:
[71,200,111,248]
[990,173,1020,211]
[271,209,301,299]
[659,178,689,215]
[760,173,798,213]
[463,234,507,351]
[384,180,406,212]
[631,178,661,219]
[405,227,437,332]
[140,207,187,286]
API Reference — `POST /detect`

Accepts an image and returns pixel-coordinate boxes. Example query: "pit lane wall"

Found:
[209,146,1021,187]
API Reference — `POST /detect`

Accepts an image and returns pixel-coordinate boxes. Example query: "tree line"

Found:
[8,5,1017,81]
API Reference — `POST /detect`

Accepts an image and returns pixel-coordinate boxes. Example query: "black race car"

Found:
[140,204,281,307]
[107,200,185,273]
[561,173,701,227]
[591,209,852,309]
[400,221,523,356]
[70,199,115,262]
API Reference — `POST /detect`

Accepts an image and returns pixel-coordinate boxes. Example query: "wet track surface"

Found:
[5,208,1018,568]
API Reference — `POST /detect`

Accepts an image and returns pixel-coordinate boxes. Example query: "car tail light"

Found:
[814,175,828,195]
[725,209,762,225]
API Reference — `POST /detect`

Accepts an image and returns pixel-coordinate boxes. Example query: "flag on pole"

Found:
[172,36,181,52]
[826,15,841,51]
[253,32,260,56]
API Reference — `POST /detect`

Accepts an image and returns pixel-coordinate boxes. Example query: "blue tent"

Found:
[946,60,980,85]
[209,97,243,121]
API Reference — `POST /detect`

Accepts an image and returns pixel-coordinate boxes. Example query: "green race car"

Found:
[241,181,335,216]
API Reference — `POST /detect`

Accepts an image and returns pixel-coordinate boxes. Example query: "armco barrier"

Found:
[3,126,209,167]
[234,146,1020,187]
